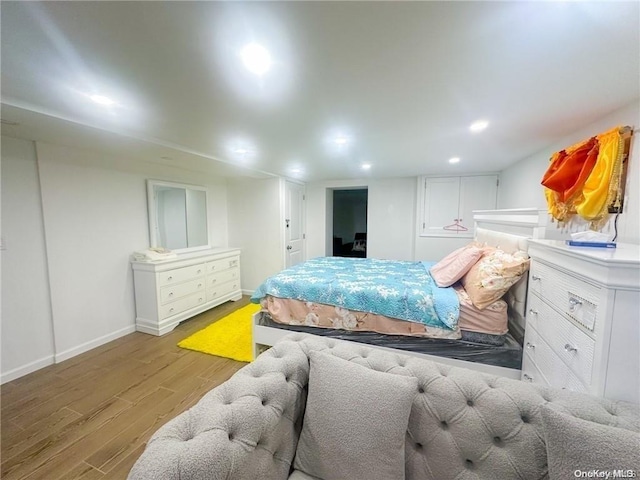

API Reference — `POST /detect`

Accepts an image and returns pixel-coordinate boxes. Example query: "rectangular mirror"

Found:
[147,180,210,252]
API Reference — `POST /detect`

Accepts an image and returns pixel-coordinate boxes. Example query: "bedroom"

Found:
[1,1,639,478]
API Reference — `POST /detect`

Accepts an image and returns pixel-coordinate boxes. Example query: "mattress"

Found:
[258,313,522,370]
[259,283,508,343]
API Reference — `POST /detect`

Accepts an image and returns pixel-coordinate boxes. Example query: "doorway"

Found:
[332,188,368,257]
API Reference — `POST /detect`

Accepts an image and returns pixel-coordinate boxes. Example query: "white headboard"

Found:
[472,208,548,343]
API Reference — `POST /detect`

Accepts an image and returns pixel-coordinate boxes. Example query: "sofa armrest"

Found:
[128,343,310,480]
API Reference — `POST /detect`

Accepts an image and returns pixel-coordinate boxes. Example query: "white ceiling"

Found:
[1,1,639,182]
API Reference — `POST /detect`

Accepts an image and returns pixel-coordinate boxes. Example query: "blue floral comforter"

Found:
[251,257,459,330]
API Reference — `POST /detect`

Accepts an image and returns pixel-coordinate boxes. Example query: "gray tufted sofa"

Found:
[128,333,639,480]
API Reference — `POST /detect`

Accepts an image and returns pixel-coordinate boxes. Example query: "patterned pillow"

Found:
[430,244,484,287]
[461,249,530,309]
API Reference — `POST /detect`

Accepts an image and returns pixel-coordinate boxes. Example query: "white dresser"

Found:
[132,248,242,336]
[521,239,639,403]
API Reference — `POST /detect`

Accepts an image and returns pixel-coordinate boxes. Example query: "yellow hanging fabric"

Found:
[575,127,623,228]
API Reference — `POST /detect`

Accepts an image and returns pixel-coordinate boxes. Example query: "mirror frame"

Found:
[147,179,211,254]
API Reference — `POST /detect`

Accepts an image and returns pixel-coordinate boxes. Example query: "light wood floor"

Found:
[1,296,252,480]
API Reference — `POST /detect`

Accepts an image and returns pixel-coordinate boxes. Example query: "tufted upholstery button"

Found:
[465,459,474,469]
[467,399,474,407]
[418,386,425,394]
[228,433,234,441]
[261,398,267,406]
[440,420,448,430]
[521,415,529,423]
[493,436,502,446]
[415,442,423,449]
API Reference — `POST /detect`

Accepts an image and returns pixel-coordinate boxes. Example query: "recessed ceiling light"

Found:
[361,163,372,170]
[449,157,461,164]
[469,120,489,133]
[90,95,115,106]
[234,147,249,155]
[334,136,349,146]
[241,43,272,75]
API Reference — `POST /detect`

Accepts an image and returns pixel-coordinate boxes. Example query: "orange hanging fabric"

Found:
[542,136,599,222]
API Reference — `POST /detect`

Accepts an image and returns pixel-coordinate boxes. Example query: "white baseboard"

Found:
[1,355,55,384]
[242,289,254,296]
[54,325,136,363]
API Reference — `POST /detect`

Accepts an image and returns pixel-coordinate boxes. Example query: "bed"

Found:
[252,208,548,379]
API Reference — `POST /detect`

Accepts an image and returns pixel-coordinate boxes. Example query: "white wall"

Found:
[306,177,470,262]
[499,101,640,244]
[367,178,415,261]
[1,137,55,382]
[1,138,230,381]
[227,177,284,292]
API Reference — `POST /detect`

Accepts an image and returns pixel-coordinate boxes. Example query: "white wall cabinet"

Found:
[521,240,639,403]
[132,248,242,335]
[418,175,497,237]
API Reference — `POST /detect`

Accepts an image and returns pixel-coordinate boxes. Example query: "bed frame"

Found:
[252,208,548,379]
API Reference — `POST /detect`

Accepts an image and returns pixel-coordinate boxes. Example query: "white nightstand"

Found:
[521,239,639,403]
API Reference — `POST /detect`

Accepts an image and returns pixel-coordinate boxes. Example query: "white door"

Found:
[285,181,305,267]
[420,177,460,236]
[458,175,498,231]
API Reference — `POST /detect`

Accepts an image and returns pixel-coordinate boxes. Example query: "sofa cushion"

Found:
[541,405,640,480]
[293,350,418,480]
[288,470,321,480]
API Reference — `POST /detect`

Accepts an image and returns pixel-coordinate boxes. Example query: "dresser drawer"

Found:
[159,278,205,305]
[207,256,239,274]
[206,278,240,302]
[533,334,588,393]
[207,268,239,290]
[529,261,602,332]
[528,294,595,385]
[521,353,548,387]
[160,292,206,320]
[522,324,540,363]
[157,263,206,287]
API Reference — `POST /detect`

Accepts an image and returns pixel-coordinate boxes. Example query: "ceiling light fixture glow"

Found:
[449,157,461,164]
[234,147,249,155]
[241,43,272,75]
[361,163,372,170]
[469,120,489,133]
[90,94,115,106]
[334,136,349,146]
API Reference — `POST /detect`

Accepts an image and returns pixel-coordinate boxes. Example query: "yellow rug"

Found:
[178,303,261,362]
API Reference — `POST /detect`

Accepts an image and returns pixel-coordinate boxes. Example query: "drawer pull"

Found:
[169,307,174,313]
[531,275,541,281]
[197,269,202,274]
[568,297,583,307]
[211,266,216,271]
[212,292,217,297]
[528,309,538,315]
[523,374,533,382]
[564,343,578,353]
[526,342,535,350]
[168,292,174,297]
[198,283,203,288]
[167,276,173,281]
[198,297,203,302]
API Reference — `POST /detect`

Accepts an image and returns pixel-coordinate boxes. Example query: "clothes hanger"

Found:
[443,218,468,232]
